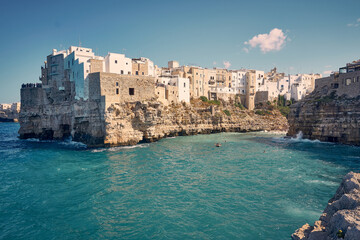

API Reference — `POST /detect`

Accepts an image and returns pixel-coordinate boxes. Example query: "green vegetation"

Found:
[277,106,290,117]
[199,96,220,105]
[235,102,245,110]
[255,109,271,116]
[223,109,231,116]
[314,91,337,103]
[200,96,208,102]
[276,95,291,117]
[208,100,221,105]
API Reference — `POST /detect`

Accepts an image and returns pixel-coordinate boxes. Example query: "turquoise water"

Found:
[1,123,360,239]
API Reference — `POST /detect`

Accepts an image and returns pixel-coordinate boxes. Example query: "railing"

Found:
[21,83,42,89]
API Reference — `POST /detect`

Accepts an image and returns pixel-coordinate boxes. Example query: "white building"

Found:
[157,76,190,103]
[105,53,132,75]
[233,70,247,95]
[64,46,100,99]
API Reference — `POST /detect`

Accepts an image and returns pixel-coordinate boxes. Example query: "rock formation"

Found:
[19,98,288,147]
[292,172,360,240]
[288,89,360,145]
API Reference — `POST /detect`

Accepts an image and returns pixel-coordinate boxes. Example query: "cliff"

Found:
[292,172,360,240]
[287,89,360,145]
[19,98,288,147]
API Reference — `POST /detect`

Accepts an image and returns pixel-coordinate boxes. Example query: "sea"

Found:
[1,122,360,240]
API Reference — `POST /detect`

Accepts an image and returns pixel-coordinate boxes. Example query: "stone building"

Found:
[88,72,156,109]
[315,60,360,98]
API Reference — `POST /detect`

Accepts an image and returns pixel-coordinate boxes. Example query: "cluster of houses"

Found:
[0,102,20,122]
[37,46,322,110]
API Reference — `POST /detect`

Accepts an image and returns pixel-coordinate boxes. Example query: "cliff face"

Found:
[288,89,360,145]
[101,99,288,146]
[292,172,360,240]
[19,97,288,147]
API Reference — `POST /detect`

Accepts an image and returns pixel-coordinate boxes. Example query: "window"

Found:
[184,83,186,87]
[121,70,124,74]
[129,88,134,95]
[126,62,128,65]
[128,71,131,75]
[68,62,70,68]
[346,78,352,86]
[116,82,119,86]
[116,88,119,95]
[142,72,144,75]
[136,71,139,75]
[115,60,118,64]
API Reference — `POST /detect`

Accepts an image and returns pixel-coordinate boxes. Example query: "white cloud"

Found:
[289,66,295,71]
[324,65,332,68]
[243,47,249,53]
[223,61,231,69]
[323,70,333,75]
[244,28,287,53]
[347,18,360,27]
[213,61,217,65]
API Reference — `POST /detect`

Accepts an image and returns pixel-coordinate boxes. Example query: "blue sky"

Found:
[0,0,359,103]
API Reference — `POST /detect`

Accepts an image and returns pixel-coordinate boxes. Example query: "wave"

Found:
[91,144,149,153]
[24,137,87,149]
[304,179,338,186]
[272,131,325,144]
[59,139,87,149]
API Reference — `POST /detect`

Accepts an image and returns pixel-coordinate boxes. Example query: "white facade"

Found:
[233,70,247,94]
[64,46,98,99]
[158,76,190,103]
[255,70,265,91]
[105,53,132,75]
[173,77,190,103]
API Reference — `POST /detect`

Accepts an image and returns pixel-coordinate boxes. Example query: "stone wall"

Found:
[88,72,156,108]
[255,91,269,104]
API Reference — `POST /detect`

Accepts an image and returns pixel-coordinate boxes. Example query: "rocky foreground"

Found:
[19,98,288,147]
[292,172,360,240]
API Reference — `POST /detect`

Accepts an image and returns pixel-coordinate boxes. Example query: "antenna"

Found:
[78,35,82,47]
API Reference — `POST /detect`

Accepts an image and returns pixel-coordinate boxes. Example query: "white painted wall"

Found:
[105,53,132,75]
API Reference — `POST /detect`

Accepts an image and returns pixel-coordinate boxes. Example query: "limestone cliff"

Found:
[19,97,288,147]
[101,99,288,146]
[292,172,360,240]
[288,89,360,145]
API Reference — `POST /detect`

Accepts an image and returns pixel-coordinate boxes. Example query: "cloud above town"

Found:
[223,61,231,69]
[323,70,333,75]
[244,28,287,53]
[347,18,360,27]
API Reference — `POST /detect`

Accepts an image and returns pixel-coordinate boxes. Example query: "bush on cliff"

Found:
[278,106,290,117]
[235,103,245,110]
[200,96,208,102]
[223,110,231,116]
[255,109,271,116]
[208,100,221,105]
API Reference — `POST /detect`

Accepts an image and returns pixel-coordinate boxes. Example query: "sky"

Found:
[0,0,359,103]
